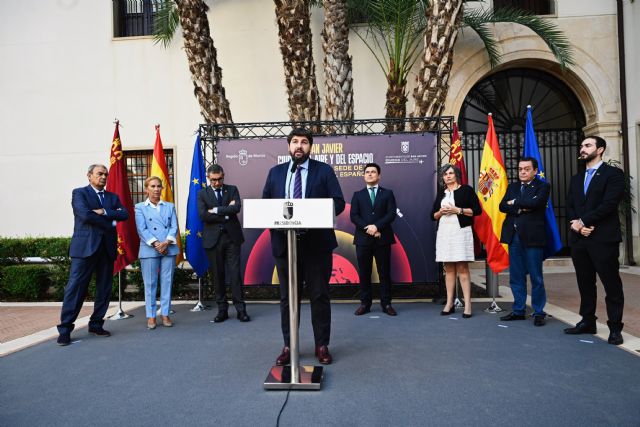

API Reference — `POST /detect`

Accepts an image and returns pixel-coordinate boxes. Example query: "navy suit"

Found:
[350,186,397,307]
[567,163,625,329]
[262,159,345,347]
[499,177,550,316]
[58,185,128,335]
[198,184,246,313]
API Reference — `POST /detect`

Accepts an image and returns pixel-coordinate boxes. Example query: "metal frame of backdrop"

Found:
[198,117,454,298]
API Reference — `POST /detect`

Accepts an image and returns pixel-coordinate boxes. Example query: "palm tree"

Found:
[411,3,575,127]
[154,0,235,134]
[321,0,354,125]
[350,0,427,130]
[274,0,322,123]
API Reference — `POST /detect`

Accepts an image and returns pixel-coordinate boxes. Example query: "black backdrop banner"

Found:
[216,133,438,285]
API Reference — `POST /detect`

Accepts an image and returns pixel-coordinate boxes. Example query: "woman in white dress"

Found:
[431,164,481,317]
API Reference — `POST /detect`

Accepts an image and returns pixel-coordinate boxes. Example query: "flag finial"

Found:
[527,105,532,109]
[155,124,160,131]
[488,112,493,117]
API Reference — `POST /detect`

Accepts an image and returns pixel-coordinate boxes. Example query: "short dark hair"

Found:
[287,127,313,145]
[585,135,607,151]
[364,163,380,174]
[438,163,462,186]
[519,157,538,170]
[207,164,224,175]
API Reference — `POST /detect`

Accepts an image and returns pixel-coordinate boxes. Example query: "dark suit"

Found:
[350,186,397,307]
[262,159,345,347]
[567,162,625,330]
[198,184,246,313]
[499,177,550,316]
[57,185,128,335]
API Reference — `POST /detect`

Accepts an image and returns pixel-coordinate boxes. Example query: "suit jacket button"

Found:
[153,228,157,230]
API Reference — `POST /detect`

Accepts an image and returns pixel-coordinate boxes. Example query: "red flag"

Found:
[474,114,509,273]
[105,121,140,274]
[449,122,468,185]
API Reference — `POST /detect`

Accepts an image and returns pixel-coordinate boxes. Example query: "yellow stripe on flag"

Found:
[150,125,184,264]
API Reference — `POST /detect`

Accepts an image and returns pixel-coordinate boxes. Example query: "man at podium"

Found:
[262,128,345,365]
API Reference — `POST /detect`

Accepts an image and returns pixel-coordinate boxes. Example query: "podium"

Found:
[244,198,336,390]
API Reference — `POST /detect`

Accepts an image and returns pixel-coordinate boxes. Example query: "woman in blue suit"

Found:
[135,176,179,329]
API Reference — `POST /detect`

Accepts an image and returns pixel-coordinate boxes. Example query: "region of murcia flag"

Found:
[474,114,509,273]
[150,124,184,264]
[105,121,139,274]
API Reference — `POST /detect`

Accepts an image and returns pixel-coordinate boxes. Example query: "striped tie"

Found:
[293,166,302,199]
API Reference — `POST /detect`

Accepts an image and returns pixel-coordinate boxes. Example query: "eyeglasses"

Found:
[210,177,224,182]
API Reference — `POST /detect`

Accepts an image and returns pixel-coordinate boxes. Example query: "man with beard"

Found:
[262,128,345,365]
[564,136,626,345]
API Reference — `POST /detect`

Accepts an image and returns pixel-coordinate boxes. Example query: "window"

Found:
[113,0,161,38]
[125,149,175,204]
[493,0,554,15]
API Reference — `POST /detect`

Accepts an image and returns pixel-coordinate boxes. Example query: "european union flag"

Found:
[185,134,209,277]
[523,106,563,259]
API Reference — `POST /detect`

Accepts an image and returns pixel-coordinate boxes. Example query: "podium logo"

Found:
[239,149,248,166]
[401,141,410,154]
[283,201,294,219]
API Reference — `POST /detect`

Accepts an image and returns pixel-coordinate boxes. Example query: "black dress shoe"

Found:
[214,312,229,323]
[608,331,623,345]
[564,321,596,335]
[57,334,71,346]
[440,306,455,316]
[533,316,546,327]
[382,305,397,316]
[88,327,111,337]
[462,313,472,319]
[500,312,526,321]
[354,305,371,316]
[237,311,251,322]
[275,347,290,366]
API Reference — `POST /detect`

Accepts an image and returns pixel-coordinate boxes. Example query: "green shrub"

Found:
[0,237,71,264]
[0,265,52,300]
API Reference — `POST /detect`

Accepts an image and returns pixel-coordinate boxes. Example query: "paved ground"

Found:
[1,263,640,355]
[2,302,640,427]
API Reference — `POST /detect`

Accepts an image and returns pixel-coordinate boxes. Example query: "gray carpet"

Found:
[1,302,639,427]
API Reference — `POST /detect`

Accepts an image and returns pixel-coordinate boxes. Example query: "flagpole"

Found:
[484,262,503,313]
[191,278,211,311]
[109,271,134,320]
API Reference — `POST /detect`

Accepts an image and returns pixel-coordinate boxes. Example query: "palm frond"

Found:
[462,10,501,68]
[153,0,180,49]
[463,7,574,69]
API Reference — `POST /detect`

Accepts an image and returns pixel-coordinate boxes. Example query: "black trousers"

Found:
[356,243,392,307]
[570,242,624,329]
[275,240,332,347]
[58,240,113,335]
[206,233,245,312]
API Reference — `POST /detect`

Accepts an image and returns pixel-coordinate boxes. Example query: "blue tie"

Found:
[215,189,222,205]
[584,169,596,195]
[293,166,302,199]
[97,191,105,206]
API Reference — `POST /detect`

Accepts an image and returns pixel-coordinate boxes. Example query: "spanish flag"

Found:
[474,114,509,273]
[150,125,184,264]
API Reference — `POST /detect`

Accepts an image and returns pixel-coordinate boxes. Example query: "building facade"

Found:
[0,0,637,262]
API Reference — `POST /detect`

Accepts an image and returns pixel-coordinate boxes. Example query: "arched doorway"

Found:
[458,68,587,254]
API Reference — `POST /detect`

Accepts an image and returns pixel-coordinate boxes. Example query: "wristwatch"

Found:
[458,208,463,215]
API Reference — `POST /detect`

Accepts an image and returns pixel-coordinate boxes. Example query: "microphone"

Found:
[290,162,297,173]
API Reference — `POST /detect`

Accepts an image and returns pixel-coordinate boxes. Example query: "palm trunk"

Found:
[384,61,407,132]
[321,0,354,131]
[274,0,321,124]
[176,0,235,136]
[411,0,463,129]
